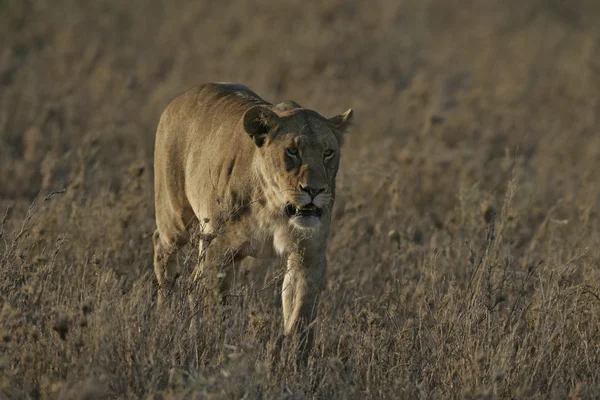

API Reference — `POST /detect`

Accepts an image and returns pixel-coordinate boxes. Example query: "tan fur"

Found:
[153,82,352,357]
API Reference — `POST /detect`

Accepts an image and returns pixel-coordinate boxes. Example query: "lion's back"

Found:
[153,83,266,228]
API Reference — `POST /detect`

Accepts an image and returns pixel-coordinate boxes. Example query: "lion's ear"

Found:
[328,108,353,145]
[243,106,279,147]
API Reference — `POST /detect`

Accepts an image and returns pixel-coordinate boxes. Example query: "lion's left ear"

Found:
[328,108,353,145]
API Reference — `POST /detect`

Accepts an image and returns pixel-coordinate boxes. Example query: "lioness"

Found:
[153,82,352,356]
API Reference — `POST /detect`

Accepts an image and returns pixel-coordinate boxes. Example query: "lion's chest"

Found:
[247,216,291,259]
[203,199,289,259]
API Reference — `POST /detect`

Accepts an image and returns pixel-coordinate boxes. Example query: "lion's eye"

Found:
[323,149,335,160]
[285,148,298,157]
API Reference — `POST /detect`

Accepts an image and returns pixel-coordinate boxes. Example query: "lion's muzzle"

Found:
[285,188,330,229]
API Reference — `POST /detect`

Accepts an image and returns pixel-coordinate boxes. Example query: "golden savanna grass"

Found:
[1,0,600,398]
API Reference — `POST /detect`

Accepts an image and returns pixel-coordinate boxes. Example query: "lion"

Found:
[152,82,353,358]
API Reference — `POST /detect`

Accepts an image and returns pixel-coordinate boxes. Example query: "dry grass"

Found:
[1,0,600,398]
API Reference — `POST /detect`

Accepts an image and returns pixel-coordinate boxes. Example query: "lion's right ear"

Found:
[243,106,279,147]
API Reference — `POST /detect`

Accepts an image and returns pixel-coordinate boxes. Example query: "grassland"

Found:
[1,0,600,398]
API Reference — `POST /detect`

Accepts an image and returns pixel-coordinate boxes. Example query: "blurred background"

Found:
[2,0,599,201]
[1,0,600,398]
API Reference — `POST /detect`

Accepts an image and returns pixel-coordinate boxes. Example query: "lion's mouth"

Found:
[285,203,323,219]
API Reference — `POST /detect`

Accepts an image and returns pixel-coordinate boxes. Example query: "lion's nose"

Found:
[299,185,326,199]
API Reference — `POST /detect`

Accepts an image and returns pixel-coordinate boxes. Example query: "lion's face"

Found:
[244,104,353,230]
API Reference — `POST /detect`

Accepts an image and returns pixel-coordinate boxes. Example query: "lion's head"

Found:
[243,102,353,230]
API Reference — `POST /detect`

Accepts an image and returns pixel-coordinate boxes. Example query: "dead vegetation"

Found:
[1,0,600,398]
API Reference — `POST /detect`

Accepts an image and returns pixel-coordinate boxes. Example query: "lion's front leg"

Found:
[281,250,327,363]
